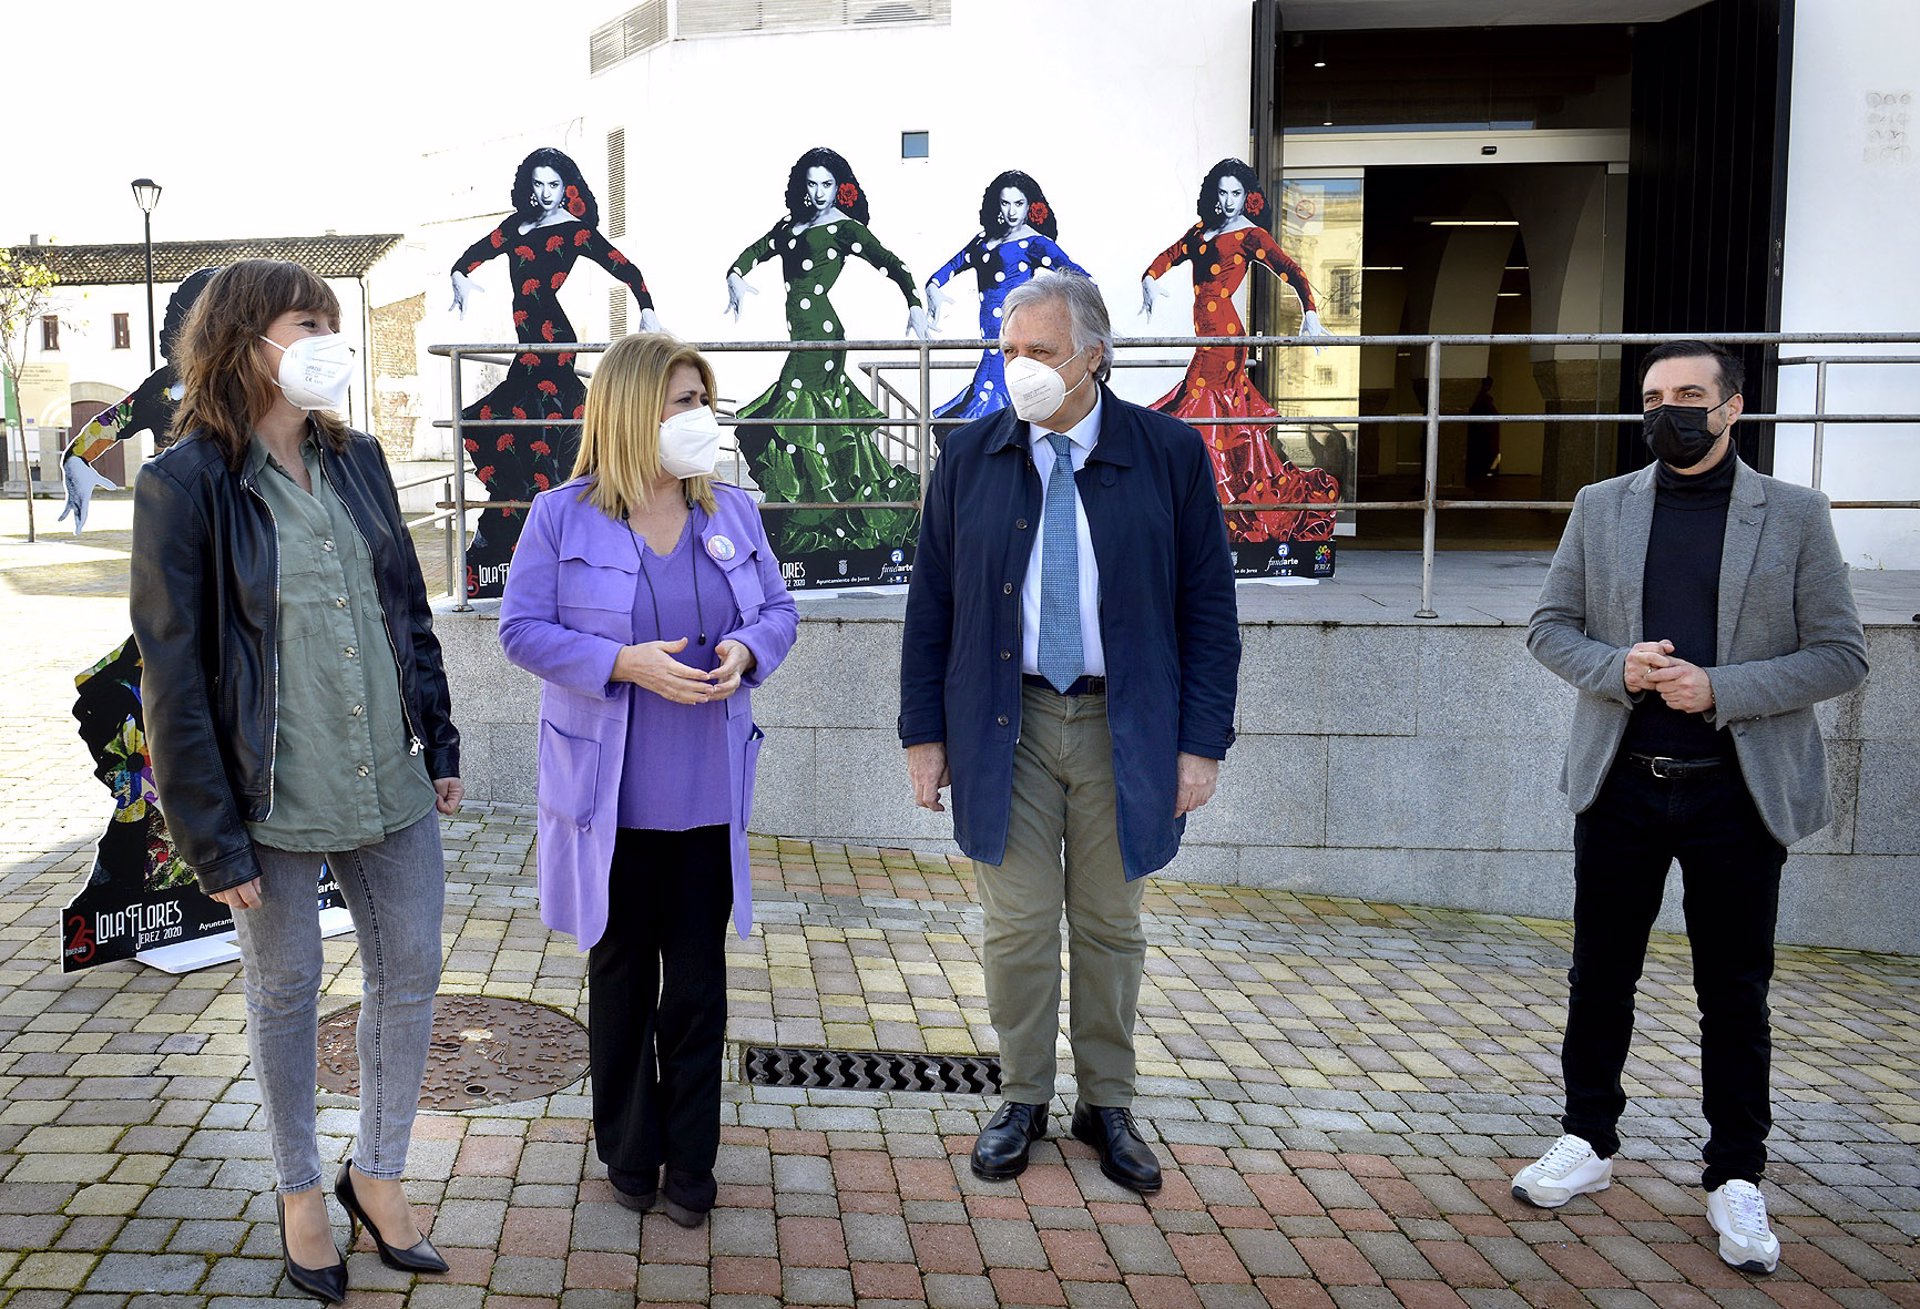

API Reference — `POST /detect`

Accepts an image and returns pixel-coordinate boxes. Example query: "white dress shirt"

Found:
[1020,393,1107,678]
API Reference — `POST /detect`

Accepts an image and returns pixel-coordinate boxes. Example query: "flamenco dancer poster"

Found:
[61,642,346,972]
[1142,158,1342,578]
[65,268,217,476]
[725,146,926,588]
[925,169,1091,429]
[449,147,658,598]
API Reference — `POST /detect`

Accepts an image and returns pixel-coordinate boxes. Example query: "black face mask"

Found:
[1643,398,1732,468]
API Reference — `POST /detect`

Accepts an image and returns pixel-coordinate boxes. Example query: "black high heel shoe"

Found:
[334,1162,450,1274]
[275,1193,347,1304]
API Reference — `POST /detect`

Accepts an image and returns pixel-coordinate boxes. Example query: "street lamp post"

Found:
[130,178,162,370]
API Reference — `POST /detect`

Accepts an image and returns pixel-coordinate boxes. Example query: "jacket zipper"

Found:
[241,475,283,817]
[318,453,424,756]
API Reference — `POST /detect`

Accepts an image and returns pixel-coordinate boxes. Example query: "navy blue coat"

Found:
[899,388,1240,878]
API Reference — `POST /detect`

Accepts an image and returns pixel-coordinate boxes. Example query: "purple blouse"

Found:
[618,506,739,830]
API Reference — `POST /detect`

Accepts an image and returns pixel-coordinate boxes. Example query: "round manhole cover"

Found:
[318,995,589,1110]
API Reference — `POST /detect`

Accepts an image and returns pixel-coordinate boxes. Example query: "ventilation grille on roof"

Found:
[592,0,947,73]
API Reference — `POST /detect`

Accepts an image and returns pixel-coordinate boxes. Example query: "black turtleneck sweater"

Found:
[1622,446,1739,759]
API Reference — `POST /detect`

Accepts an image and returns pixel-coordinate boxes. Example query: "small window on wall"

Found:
[901,131,930,159]
[41,316,59,351]
[113,313,131,350]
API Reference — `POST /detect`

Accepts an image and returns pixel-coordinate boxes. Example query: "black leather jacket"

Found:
[129,427,460,894]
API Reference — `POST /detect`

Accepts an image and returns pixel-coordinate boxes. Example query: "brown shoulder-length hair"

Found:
[169,259,348,469]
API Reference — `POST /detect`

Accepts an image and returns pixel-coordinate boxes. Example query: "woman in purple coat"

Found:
[498,333,797,1227]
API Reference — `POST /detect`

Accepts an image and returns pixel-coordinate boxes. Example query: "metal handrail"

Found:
[427,332,1920,616]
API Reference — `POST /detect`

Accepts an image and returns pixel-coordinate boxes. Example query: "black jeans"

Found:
[1562,757,1786,1191]
[588,826,732,1190]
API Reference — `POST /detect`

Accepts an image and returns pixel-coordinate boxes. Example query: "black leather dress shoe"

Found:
[1070,1103,1162,1194]
[970,1101,1049,1181]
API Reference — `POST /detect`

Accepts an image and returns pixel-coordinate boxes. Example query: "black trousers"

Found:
[587,825,732,1183]
[1562,758,1787,1191]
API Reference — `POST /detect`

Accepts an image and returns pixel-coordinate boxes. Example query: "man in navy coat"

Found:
[900,271,1240,1194]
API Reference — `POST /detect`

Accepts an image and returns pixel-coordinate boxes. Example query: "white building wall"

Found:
[1776,0,1920,569]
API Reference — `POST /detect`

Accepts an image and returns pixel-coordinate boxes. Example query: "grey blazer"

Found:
[1528,459,1868,846]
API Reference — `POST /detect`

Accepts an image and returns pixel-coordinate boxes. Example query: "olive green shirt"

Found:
[245,435,436,852]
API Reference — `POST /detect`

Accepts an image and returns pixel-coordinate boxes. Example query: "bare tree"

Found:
[0,248,60,542]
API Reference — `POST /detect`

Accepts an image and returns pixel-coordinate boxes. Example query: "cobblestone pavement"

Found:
[3,501,1917,1309]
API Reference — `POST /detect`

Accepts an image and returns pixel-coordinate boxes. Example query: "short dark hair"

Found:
[1640,339,1744,402]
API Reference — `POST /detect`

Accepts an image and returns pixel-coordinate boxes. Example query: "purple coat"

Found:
[498,478,797,948]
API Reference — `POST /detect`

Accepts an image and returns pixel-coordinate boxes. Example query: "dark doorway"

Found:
[1619,0,1795,473]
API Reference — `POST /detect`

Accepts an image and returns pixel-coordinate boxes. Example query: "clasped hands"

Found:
[1625,638,1715,714]
[613,637,754,704]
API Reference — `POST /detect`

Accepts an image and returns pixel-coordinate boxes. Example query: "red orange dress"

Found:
[1145,223,1339,543]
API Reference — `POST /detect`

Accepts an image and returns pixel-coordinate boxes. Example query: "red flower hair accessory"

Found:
[1029,201,1050,225]
[566,197,586,217]
[1246,191,1266,217]
[837,182,859,208]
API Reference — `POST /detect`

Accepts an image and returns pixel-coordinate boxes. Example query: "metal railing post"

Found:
[918,339,932,505]
[1417,338,1442,619]
[442,477,454,593]
[450,348,472,612]
[1811,359,1828,490]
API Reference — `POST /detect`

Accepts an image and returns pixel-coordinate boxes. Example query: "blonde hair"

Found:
[572,333,719,519]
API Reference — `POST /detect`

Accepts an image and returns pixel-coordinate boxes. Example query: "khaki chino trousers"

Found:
[973,683,1148,1107]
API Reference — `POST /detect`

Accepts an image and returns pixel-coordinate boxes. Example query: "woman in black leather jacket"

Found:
[130,260,461,1303]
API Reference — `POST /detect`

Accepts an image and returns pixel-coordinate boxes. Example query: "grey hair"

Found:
[1000,270,1114,382]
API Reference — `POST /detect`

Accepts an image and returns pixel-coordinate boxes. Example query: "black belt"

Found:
[1625,752,1729,780]
[1023,673,1107,697]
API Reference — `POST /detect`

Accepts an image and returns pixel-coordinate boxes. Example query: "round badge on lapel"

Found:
[707,534,737,562]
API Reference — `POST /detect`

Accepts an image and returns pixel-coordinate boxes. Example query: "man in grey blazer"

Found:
[1515,341,1867,1275]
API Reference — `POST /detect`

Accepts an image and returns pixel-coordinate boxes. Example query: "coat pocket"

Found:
[538,720,602,830]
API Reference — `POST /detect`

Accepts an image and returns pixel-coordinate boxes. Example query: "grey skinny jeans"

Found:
[233,811,445,1193]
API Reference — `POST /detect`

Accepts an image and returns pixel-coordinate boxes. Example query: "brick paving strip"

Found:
[2,506,1917,1308]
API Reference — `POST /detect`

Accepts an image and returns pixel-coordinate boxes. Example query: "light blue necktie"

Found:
[1037,432,1085,694]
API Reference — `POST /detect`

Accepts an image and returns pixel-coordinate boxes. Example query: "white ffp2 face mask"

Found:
[1004,351,1090,425]
[659,406,724,479]
[261,334,355,412]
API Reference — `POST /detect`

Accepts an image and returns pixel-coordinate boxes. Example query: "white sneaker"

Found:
[1706,1180,1780,1274]
[1511,1134,1612,1208]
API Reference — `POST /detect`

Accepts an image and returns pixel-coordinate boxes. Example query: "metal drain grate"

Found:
[741,1045,1002,1095]
[318,994,590,1109]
